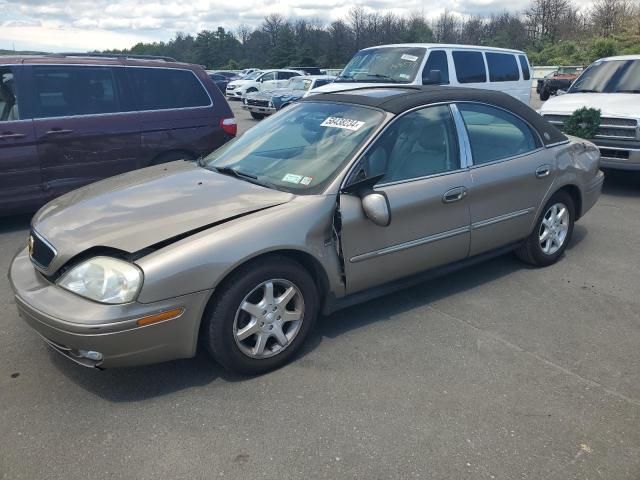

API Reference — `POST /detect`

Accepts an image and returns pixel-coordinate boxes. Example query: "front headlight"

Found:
[58,256,143,304]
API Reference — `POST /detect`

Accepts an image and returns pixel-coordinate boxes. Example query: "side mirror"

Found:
[423,69,442,85]
[361,192,391,227]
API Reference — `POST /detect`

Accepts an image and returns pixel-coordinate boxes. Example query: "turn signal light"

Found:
[220,117,237,136]
[136,308,184,327]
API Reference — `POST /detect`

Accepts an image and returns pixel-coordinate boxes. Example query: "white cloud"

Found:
[0,0,536,51]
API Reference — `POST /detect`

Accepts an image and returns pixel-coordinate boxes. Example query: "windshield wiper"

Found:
[212,166,276,189]
[571,89,598,93]
[361,74,398,83]
[335,74,355,83]
[615,89,640,93]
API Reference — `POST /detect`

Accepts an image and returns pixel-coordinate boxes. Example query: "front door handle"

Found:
[0,133,25,140]
[535,165,551,178]
[44,128,74,136]
[442,186,468,204]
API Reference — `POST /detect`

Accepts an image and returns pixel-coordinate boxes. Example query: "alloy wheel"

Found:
[539,202,569,255]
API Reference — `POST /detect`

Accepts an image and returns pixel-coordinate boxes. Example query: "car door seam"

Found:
[471,207,535,230]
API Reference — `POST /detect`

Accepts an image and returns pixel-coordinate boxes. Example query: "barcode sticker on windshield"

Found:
[321,117,365,131]
[282,173,303,184]
[401,54,418,62]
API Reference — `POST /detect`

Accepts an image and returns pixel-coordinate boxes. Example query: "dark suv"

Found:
[0,54,236,215]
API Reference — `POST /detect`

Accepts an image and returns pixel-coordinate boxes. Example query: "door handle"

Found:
[535,165,551,178]
[0,133,25,140]
[44,128,74,136]
[442,186,468,204]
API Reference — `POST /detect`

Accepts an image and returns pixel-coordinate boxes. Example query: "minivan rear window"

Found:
[128,68,211,111]
[32,66,120,118]
[486,52,520,82]
[452,51,487,83]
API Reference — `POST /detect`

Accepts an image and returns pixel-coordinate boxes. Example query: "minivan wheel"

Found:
[203,256,318,375]
[151,150,195,165]
[539,88,551,101]
[515,191,575,267]
[250,112,265,120]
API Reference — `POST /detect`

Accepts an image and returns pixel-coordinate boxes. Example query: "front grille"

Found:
[543,114,638,140]
[600,148,630,160]
[29,231,56,269]
[246,99,270,107]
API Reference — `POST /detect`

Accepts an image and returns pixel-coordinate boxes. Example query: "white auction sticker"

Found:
[300,176,313,186]
[320,117,365,131]
[282,173,303,184]
[401,54,418,62]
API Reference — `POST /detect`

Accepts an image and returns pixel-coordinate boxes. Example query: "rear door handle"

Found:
[535,165,551,178]
[442,186,468,203]
[0,133,25,140]
[44,128,74,136]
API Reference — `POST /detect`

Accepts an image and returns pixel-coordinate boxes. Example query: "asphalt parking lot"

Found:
[1,93,639,480]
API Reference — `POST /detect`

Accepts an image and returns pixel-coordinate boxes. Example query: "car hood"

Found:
[540,93,640,118]
[312,81,404,93]
[32,161,294,264]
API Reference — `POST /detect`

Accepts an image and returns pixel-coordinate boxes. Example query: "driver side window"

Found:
[0,68,20,122]
[260,72,276,82]
[363,105,460,183]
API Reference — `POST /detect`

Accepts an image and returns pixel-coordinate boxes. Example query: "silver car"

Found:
[9,87,604,374]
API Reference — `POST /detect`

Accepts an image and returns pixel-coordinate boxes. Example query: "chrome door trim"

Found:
[349,225,470,263]
[471,207,535,230]
[450,103,472,168]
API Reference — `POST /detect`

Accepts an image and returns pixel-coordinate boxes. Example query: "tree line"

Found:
[104,0,640,68]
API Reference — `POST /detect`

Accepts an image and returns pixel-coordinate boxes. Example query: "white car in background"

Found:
[225,69,304,100]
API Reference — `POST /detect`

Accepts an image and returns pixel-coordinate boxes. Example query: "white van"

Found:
[313,43,532,104]
[539,55,640,171]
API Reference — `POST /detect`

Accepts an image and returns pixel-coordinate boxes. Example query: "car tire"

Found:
[540,88,550,101]
[151,150,195,166]
[250,112,265,120]
[515,191,575,267]
[202,256,318,375]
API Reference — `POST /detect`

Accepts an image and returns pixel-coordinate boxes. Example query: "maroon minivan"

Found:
[0,54,236,215]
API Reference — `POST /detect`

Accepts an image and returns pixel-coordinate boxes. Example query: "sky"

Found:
[0,0,535,52]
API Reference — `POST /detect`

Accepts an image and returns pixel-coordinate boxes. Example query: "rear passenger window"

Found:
[128,68,210,111]
[278,72,298,80]
[518,55,531,80]
[452,51,486,83]
[0,68,20,121]
[32,66,120,118]
[458,103,540,165]
[486,53,520,82]
[422,50,449,85]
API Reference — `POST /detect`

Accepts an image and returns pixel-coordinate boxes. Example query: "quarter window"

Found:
[518,55,531,81]
[486,53,520,82]
[128,68,210,111]
[458,103,540,165]
[422,50,449,85]
[32,66,120,118]
[364,105,460,183]
[452,51,487,83]
[0,67,20,121]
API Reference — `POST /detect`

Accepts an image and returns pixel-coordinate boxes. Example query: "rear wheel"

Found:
[203,257,318,375]
[515,191,575,267]
[540,88,551,101]
[250,112,265,120]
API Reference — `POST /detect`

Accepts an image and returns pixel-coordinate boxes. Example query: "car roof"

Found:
[293,75,335,80]
[303,86,566,146]
[1,54,198,69]
[360,43,526,55]
[260,69,305,74]
[598,54,640,62]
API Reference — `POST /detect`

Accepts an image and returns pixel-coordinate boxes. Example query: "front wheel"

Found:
[203,257,318,375]
[250,112,265,120]
[515,191,575,267]
[540,88,551,101]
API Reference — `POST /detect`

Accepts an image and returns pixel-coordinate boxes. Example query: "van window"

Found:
[278,72,298,80]
[128,68,210,111]
[458,103,540,165]
[518,55,531,81]
[0,68,20,121]
[32,66,120,118]
[486,53,520,82]
[422,50,449,85]
[260,72,277,82]
[452,51,487,83]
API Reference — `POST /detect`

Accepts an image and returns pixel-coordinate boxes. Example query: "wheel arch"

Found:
[556,184,583,219]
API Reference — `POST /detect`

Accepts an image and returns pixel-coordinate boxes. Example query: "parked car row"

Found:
[536,66,584,100]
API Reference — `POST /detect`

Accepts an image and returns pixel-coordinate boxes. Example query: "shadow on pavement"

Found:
[602,169,640,197]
